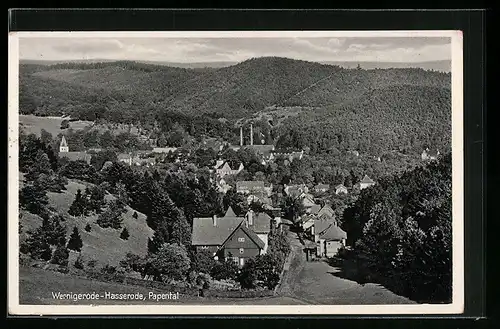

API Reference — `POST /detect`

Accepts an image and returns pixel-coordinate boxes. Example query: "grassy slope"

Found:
[20,179,154,267]
[19,115,93,137]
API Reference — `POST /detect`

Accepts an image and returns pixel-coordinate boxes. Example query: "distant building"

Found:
[214,160,244,178]
[359,175,376,190]
[58,136,92,165]
[273,150,304,163]
[216,178,232,194]
[421,148,440,161]
[236,181,265,194]
[284,184,308,198]
[152,147,178,154]
[117,153,132,166]
[314,221,347,258]
[314,183,330,194]
[335,184,348,195]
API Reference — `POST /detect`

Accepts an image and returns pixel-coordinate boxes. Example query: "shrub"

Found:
[133,211,138,219]
[191,249,216,274]
[51,245,69,267]
[74,254,84,269]
[120,227,130,240]
[119,253,145,273]
[101,264,117,275]
[210,259,239,281]
[87,258,97,269]
[84,223,92,232]
[143,243,191,282]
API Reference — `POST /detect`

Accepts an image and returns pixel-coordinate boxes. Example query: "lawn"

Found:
[20,179,154,267]
[19,114,93,137]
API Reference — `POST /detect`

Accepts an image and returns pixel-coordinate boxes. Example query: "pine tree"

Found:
[51,245,69,267]
[120,227,130,240]
[68,189,87,217]
[19,182,49,216]
[132,211,138,219]
[67,226,83,252]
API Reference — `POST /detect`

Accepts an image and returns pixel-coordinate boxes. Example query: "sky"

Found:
[19,36,451,63]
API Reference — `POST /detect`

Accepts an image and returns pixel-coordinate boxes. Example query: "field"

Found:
[19,114,93,137]
[19,179,154,267]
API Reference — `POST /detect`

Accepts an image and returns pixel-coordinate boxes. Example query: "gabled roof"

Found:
[309,204,321,215]
[191,216,244,246]
[236,180,265,190]
[320,224,347,241]
[224,206,237,217]
[317,204,335,219]
[59,151,92,164]
[335,184,347,189]
[220,221,265,250]
[360,175,375,184]
[314,219,336,235]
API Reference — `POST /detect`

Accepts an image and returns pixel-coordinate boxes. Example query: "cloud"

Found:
[19,36,451,64]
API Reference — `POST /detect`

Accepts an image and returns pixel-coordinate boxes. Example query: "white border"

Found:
[8,30,464,316]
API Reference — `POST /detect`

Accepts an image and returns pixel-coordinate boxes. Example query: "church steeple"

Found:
[60,135,69,153]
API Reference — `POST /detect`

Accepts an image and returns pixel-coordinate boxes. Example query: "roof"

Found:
[360,175,375,184]
[248,212,272,234]
[224,206,237,217]
[319,224,347,241]
[317,204,335,219]
[59,151,92,163]
[60,136,68,147]
[152,147,177,153]
[217,160,242,171]
[315,184,330,190]
[335,184,347,189]
[309,204,321,215]
[191,216,244,246]
[425,149,440,156]
[246,145,275,157]
[314,219,336,235]
[239,225,266,249]
[117,153,131,160]
[236,181,265,191]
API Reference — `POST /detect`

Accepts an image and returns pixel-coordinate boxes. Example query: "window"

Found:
[200,246,208,250]
[232,257,239,266]
[239,248,244,254]
[238,237,245,243]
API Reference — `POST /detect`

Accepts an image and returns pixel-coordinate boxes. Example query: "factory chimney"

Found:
[250,123,253,146]
[240,126,243,146]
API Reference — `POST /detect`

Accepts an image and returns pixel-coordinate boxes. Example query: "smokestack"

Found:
[250,124,253,146]
[240,126,243,146]
[213,214,217,227]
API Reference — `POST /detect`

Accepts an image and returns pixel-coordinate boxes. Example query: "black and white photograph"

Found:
[8,30,464,315]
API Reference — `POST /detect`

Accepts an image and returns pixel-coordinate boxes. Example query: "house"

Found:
[236,181,265,195]
[314,184,330,194]
[359,175,376,190]
[191,211,265,268]
[299,214,315,232]
[246,144,276,164]
[214,160,244,178]
[300,193,317,210]
[58,136,92,164]
[245,210,273,253]
[421,148,440,161]
[273,150,304,163]
[317,204,335,221]
[335,184,348,195]
[117,153,132,165]
[314,221,347,258]
[132,156,156,167]
[152,147,178,154]
[284,184,308,198]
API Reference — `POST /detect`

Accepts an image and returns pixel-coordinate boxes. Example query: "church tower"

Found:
[59,135,69,153]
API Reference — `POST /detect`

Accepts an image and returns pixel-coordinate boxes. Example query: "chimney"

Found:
[240,126,243,146]
[247,210,253,226]
[250,124,253,146]
[212,214,217,226]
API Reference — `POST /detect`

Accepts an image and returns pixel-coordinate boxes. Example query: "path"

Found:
[277,231,415,305]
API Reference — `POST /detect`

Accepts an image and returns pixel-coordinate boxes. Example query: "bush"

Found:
[143,243,191,282]
[191,249,216,274]
[119,253,145,273]
[51,245,69,267]
[87,258,97,269]
[238,254,281,290]
[84,223,92,232]
[133,211,138,219]
[120,227,130,240]
[74,254,84,269]
[101,264,117,275]
[210,259,239,281]
[61,120,70,129]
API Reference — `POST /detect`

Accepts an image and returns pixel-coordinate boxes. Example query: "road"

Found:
[276,230,415,305]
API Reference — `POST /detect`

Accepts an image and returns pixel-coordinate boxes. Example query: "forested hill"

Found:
[20,57,450,120]
[19,57,451,155]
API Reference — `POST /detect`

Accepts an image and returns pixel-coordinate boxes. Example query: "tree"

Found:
[25,150,52,182]
[132,211,138,219]
[222,189,248,216]
[96,200,125,229]
[144,243,191,282]
[68,189,88,217]
[119,252,145,273]
[74,254,85,269]
[67,226,83,252]
[61,120,70,129]
[51,245,69,267]
[40,129,53,146]
[120,227,130,240]
[84,223,92,232]
[282,196,305,223]
[20,182,48,216]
